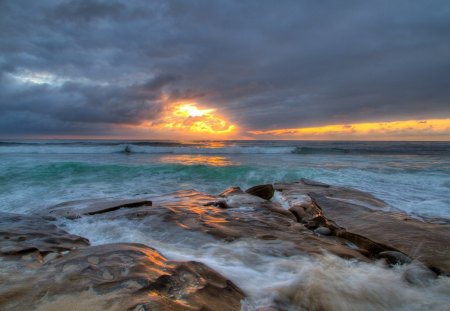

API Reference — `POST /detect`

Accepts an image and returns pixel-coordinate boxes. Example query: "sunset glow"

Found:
[249,118,450,140]
[155,103,236,135]
[160,155,234,166]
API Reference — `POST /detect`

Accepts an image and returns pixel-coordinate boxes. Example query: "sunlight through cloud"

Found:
[156,102,236,135]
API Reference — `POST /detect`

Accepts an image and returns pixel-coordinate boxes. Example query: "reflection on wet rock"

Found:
[0,243,244,311]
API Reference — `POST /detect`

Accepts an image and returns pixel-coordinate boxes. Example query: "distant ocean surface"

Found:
[1,140,449,219]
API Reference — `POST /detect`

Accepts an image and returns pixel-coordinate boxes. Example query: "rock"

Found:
[378,251,412,265]
[245,184,275,200]
[52,189,366,261]
[275,180,450,274]
[275,179,387,209]
[219,186,245,197]
[0,243,245,311]
[300,178,330,187]
[45,198,152,219]
[0,212,89,261]
[315,226,331,236]
[288,205,307,222]
[312,193,450,273]
[204,199,230,209]
[403,261,437,286]
[216,188,295,219]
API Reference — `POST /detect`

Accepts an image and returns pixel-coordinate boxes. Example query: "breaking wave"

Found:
[1,140,449,155]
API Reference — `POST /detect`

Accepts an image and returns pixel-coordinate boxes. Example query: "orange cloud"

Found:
[249,118,450,140]
[136,102,236,137]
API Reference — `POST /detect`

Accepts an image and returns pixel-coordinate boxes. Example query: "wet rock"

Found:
[312,193,450,273]
[204,199,230,209]
[219,186,245,197]
[275,179,387,209]
[63,190,366,261]
[300,178,330,187]
[337,231,395,257]
[45,198,152,219]
[315,227,331,236]
[0,212,89,261]
[378,251,412,265]
[0,243,245,311]
[403,261,438,286]
[276,180,450,274]
[289,205,307,222]
[245,184,275,200]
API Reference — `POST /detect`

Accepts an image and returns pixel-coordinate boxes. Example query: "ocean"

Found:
[1,140,449,218]
[1,140,450,310]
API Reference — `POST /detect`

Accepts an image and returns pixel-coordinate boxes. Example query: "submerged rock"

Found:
[300,178,330,188]
[403,261,438,286]
[45,198,152,219]
[245,184,275,200]
[378,251,412,266]
[0,243,244,311]
[315,226,332,236]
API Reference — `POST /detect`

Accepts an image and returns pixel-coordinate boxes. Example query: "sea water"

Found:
[1,140,449,310]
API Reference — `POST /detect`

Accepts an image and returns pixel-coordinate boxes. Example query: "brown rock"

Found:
[45,198,152,219]
[315,226,332,236]
[403,261,438,286]
[300,178,330,187]
[0,212,89,261]
[276,180,450,274]
[0,243,245,311]
[245,184,275,200]
[378,251,412,265]
[219,186,244,197]
[289,205,307,222]
[69,189,366,261]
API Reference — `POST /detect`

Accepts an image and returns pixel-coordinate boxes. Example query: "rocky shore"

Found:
[1,179,449,310]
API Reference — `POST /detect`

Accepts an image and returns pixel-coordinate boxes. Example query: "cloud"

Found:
[248,118,450,140]
[0,0,449,137]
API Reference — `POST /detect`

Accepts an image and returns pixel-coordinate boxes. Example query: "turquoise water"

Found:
[0,140,449,218]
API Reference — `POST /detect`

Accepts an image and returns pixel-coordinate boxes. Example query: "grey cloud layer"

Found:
[1,0,449,136]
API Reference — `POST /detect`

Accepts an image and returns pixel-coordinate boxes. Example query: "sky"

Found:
[0,0,449,140]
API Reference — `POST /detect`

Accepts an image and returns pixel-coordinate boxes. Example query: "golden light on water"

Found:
[160,155,233,166]
[158,103,236,135]
[249,118,450,140]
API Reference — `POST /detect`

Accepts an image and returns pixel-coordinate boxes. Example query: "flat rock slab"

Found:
[275,180,450,275]
[66,189,368,261]
[45,198,152,219]
[0,212,89,260]
[0,243,244,311]
[275,180,387,210]
[311,193,450,274]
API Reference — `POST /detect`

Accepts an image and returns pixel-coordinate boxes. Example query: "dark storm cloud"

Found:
[0,0,449,136]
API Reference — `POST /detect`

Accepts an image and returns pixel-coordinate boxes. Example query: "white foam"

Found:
[0,144,296,155]
[61,217,450,311]
[272,191,290,210]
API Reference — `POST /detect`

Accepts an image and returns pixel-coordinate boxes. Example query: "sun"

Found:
[158,102,236,135]
[174,104,215,117]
